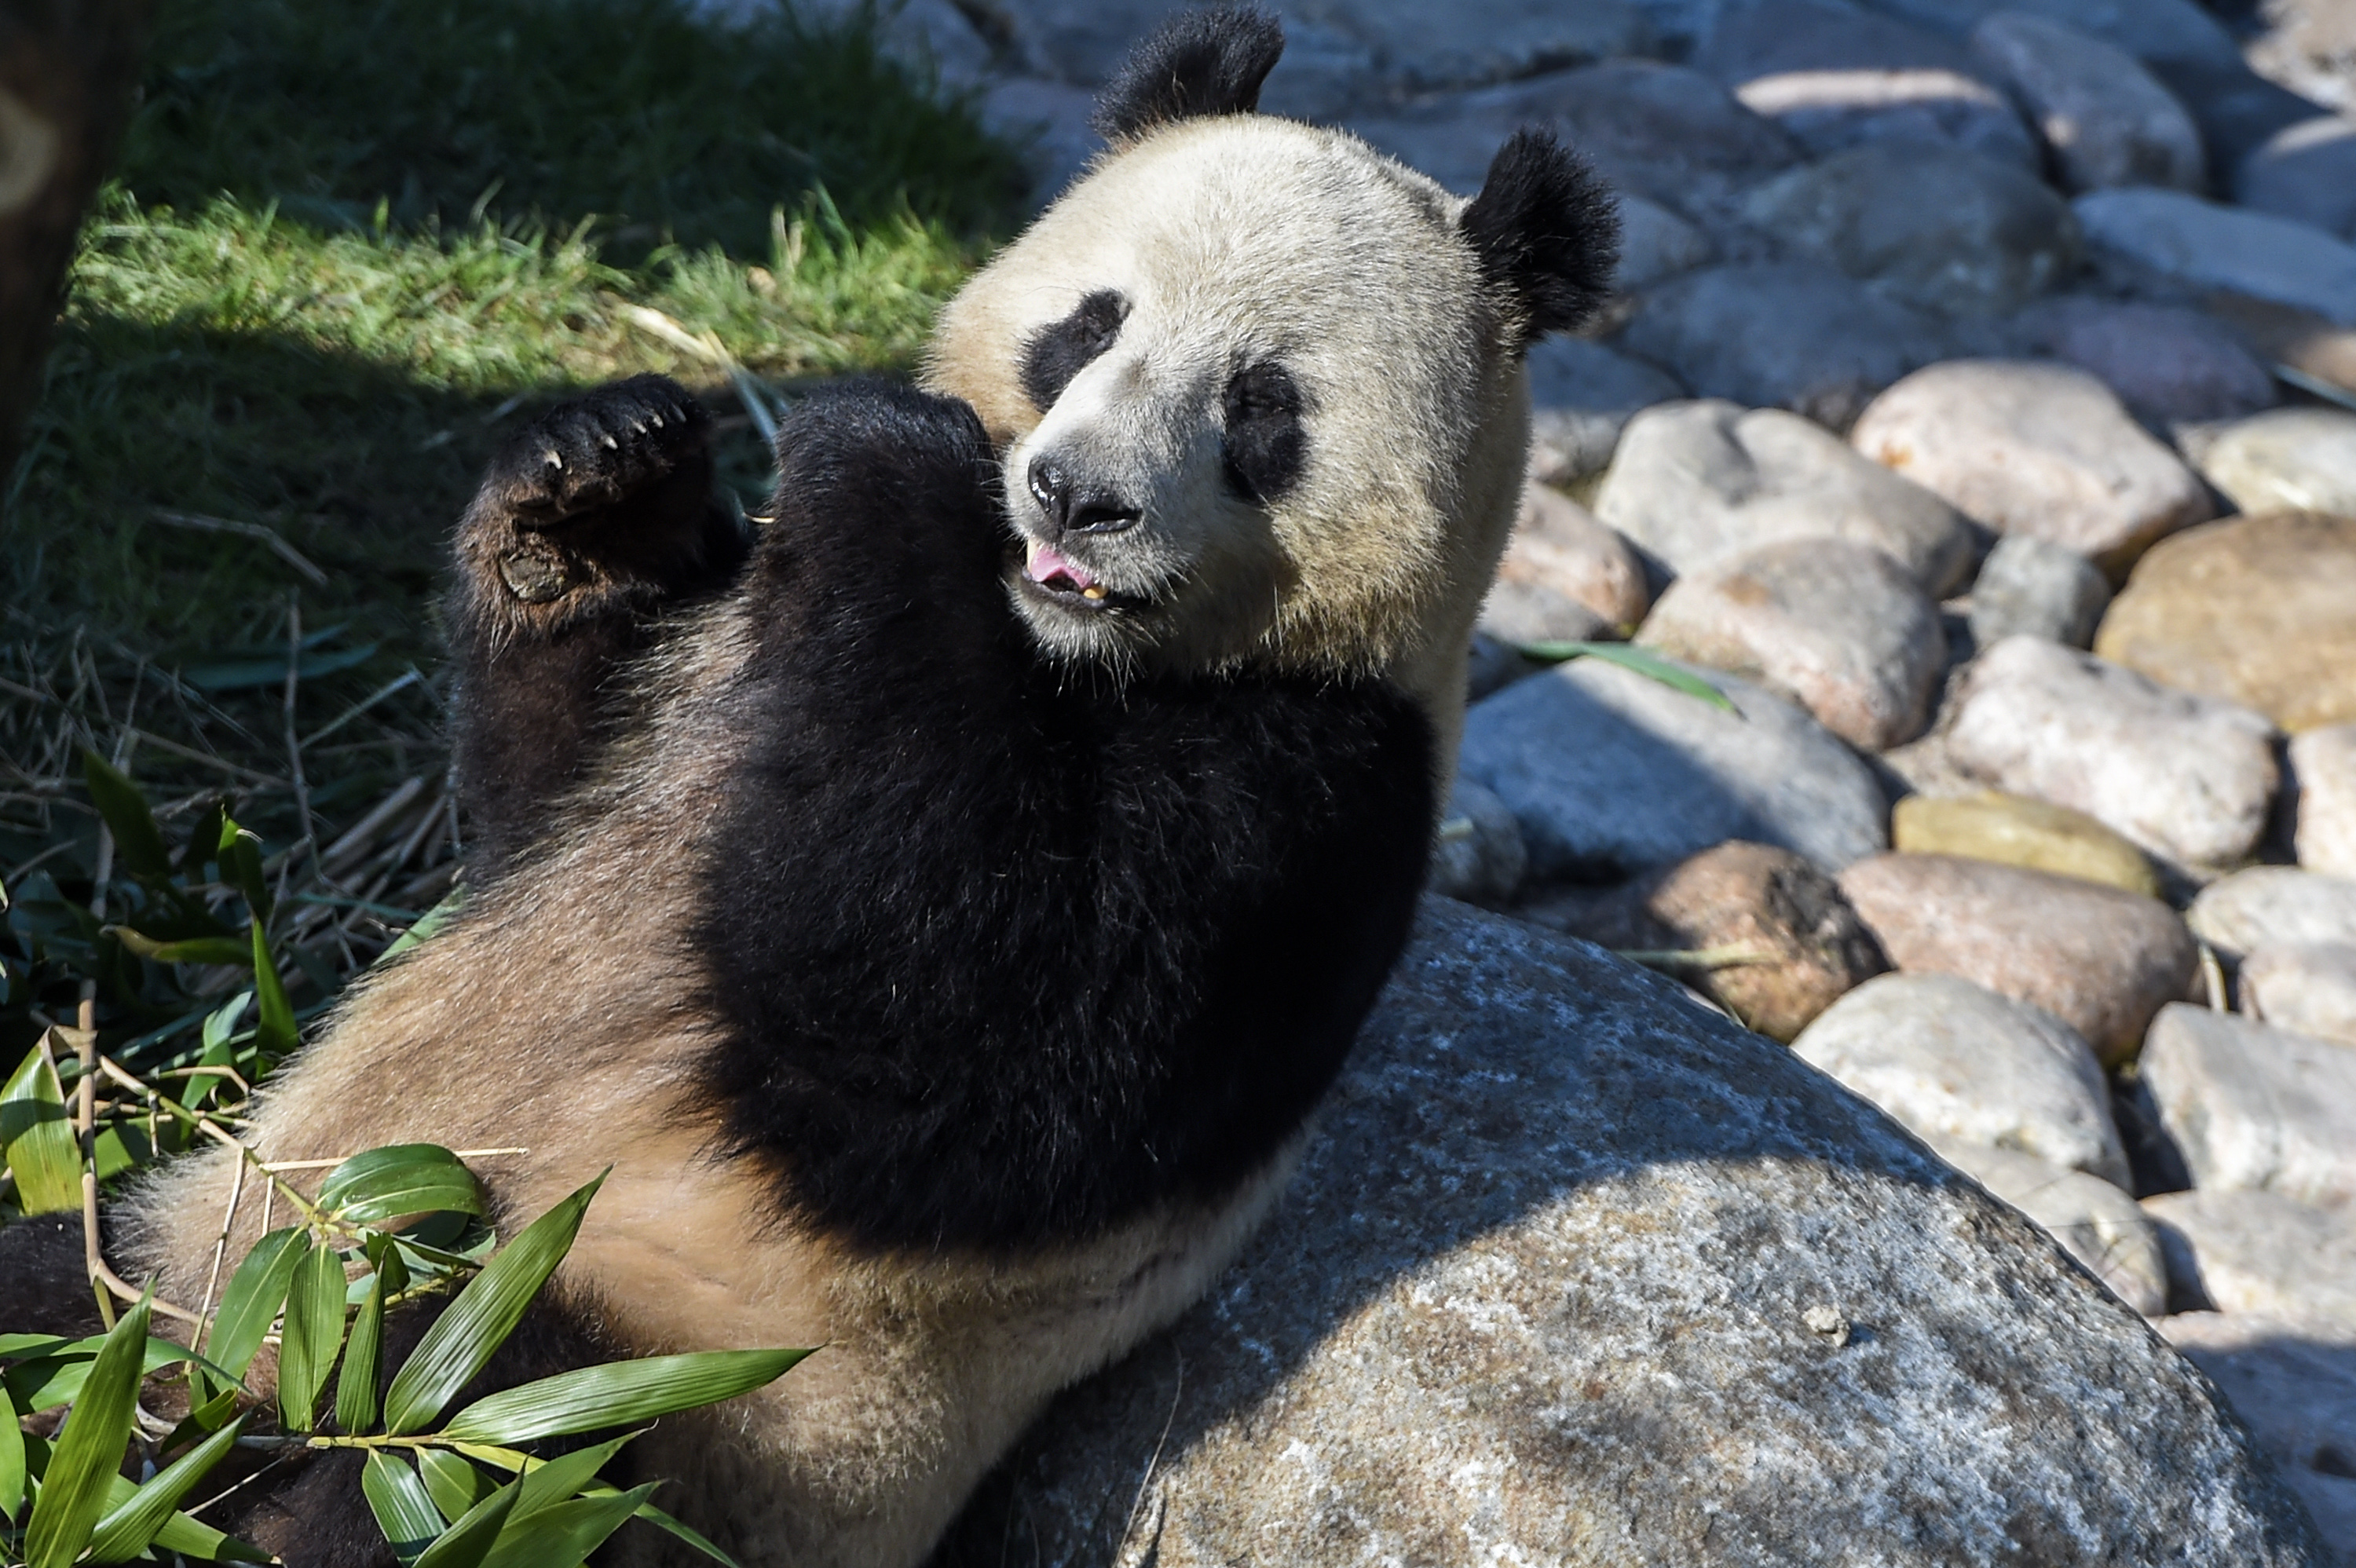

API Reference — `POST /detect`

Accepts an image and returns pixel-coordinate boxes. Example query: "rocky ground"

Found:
[787,0,2356,1555]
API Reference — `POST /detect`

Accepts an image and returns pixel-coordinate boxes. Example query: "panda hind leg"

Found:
[447,374,748,878]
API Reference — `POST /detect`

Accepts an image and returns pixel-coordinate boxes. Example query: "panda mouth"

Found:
[1019,542,1142,611]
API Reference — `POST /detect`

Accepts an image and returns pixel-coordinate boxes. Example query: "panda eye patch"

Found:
[1019,290,1128,412]
[1221,360,1305,505]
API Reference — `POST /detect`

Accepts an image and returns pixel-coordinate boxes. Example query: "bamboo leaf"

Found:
[437,1348,811,1444]
[361,1451,448,1567]
[205,1226,305,1379]
[250,919,298,1058]
[217,819,271,927]
[5,1336,234,1413]
[82,752,171,881]
[507,1433,635,1519]
[378,890,466,966]
[108,928,254,967]
[320,1145,485,1226]
[337,1266,388,1434]
[24,1292,149,1568]
[86,1415,245,1562]
[477,1483,658,1568]
[619,1496,741,1568]
[0,1381,24,1519]
[1515,640,1739,711]
[380,1174,603,1436]
[409,1477,520,1568]
[416,1448,494,1525]
[2,1041,82,1215]
[278,1239,349,1431]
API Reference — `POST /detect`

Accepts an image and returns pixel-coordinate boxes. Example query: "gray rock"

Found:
[1524,338,1687,487]
[1252,18,1387,122]
[1329,0,1655,94]
[2185,408,2356,519]
[1970,12,2207,192]
[1933,1140,2165,1314]
[1459,654,1890,880]
[1969,533,2112,650]
[2008,296,2277,427]
[1493,481,1652,635]
[1614,192,1718,293]
[2144,1189,2356,1329]
[2236,115,2356,244]
[1851,360,2214,577]
[2159,1312,2356,1561]
[2149,57,2330,179]
[938,900,2330,1568]
[1864,0,2244,72]
[1697,0,2040,170]
[1348,59,1802,207]
[1597,399,1976,594]
[1794,972,2127,1184]
[1476,579,1612,647]
[2075,188,2356,329]
[2141,1003,2356,1207]
[1619,264,1954,428]
[1428,780,1527,906]
[708,0,991,82]
[974,76,1102,207]
[1636,538,1947,750]
[1740,144,2078,317]
[1465,630,1542,704]
[2293,726,2356,880]
[2242,942,2356,1048]
[1946,635,2279,872]
[2188,867,2356,963]
[1837,850,2198,1065]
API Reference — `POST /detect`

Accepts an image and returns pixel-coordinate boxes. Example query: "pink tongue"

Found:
[1026,543,1099,593]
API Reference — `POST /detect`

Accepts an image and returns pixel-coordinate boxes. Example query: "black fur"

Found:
[1220,360,1305,504]
[1089,5,1285,144]
[686,383,1432,1250]
[1458,128,1622,350]
[444,374,748,881]
[1018,289,1127,414]
[0,1213,108,1340]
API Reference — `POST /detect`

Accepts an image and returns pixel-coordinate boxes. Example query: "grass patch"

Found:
[2,0,1023,1043]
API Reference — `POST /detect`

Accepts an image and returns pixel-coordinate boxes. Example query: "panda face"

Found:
[927,116,1509,679]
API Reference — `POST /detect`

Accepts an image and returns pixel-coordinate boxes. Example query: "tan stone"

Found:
[1891,791,2159,897]
[2095,511,2356,735]
[1520,839,1887,1043]
[1838,852,2198,1065]
[1491,481,1650,636]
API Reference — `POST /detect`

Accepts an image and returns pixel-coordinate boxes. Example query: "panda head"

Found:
[924,6,1620,682]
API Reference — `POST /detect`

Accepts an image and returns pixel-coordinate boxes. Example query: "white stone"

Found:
[1696,0,2038,170]
[1794,973,2127,1186]
[1850,359,2213,576]
[1597,399,1976,595]
[1635,539,1946,751]
[2075,188,2356,328]
[1459,655,1890,880]
[1968,12,2205,192]
[2241,942,2356,1048]
[1737,144,2080,317]
[2188,867,2356,961]
[1491,481,1650,637]
[1617,262,1952,429]
[2294,724,2356,879]
[2184,408,2356,519]
[2140,1003,2356,1208]
[1933,1140,2164,1314]
[1429,778,1527,906]
[2158,1310,2356,1553]
[2143,1189,2356,1329]
[1524,338,1686,486]
[1967,533,2111,651]
[1946,635,2280,872]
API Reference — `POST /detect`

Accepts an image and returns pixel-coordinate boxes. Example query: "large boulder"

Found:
[2074,188,2356,328]
[1968,13,2207,192]
[937,900,2329,1566]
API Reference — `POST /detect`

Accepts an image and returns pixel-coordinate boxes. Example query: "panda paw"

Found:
[459,375,734,613]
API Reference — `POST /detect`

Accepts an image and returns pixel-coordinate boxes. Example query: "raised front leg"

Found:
[446,375,748,879]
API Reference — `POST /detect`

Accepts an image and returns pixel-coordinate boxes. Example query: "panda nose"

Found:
[1027,456,1142,536]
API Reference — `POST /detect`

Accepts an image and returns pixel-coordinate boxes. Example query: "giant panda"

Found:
[20,9,1619,1566]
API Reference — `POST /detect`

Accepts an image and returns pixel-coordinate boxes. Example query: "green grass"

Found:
[0,0,1023,1024]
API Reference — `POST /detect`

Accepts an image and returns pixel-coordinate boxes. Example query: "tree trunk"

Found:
[0,0,151,481]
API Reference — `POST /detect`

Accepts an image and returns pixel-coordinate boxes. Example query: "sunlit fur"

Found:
[925,115,1538,774]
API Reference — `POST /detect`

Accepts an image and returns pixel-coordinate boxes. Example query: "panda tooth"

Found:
[1081,585,1107,601]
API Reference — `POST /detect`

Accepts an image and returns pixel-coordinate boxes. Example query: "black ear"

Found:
[1090,5,1285,144]
[1458,128,1622,351]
